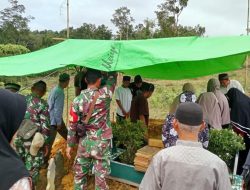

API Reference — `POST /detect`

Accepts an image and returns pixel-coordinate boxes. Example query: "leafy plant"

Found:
[112,120,146,164]
[208,129,245,168]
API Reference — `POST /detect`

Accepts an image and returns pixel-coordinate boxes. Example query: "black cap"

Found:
[175,102,203,126]
[4,83,21,92]
[134,75,142,84]
[218,73,229,81]
[123,76,131,81]
[59,73,70,82]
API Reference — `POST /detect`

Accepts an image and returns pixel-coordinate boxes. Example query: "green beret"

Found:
[4,83,21,91]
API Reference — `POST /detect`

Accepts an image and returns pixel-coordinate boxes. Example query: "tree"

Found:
[70,23,112,40]
[0,0,34,45]
[111,7,135,40]
[155,0,205,37]
[133,19,155,39]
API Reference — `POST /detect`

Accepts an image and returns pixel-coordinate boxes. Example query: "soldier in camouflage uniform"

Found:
[15,81,50,185]
[66,69,116,190]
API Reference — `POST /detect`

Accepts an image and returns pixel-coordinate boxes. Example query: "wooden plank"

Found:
[148,138,164,148]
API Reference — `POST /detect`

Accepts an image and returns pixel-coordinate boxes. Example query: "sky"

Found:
[0,0,248,36]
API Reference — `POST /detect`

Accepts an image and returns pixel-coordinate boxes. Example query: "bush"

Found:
[112,120,146,164]
[0,44,30,57]
[208,129,245,169]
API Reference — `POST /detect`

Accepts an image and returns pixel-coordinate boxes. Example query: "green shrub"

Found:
[208,129,245,168]
[0,44,30,57]
[112,120,146,164]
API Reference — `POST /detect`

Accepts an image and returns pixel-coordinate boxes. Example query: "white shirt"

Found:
[140,140,231,190]
[220,79,244,94]
[115,86,132,116]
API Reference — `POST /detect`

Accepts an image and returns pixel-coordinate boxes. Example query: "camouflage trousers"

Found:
[14,137,44,185]
[74,136,111,190]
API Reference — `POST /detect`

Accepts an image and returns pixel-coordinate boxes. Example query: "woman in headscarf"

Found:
[162,83,209,148]
[0,89,31,190]
[197,92,222,129]
[207,78,230,128]
[226,88,250,174]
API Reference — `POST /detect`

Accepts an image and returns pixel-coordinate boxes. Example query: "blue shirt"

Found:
[48,85,64,126]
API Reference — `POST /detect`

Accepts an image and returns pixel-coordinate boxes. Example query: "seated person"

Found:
[162,90,208,148]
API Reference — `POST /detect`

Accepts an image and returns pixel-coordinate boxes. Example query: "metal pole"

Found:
[246,0,250,92]
[67,0,70,39]
[66,0,70,124]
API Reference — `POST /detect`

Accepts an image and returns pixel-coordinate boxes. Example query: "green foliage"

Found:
[0,0,33,45]
[111,6,135,40]
[208,129,245,168]
[154,0,205,37]
[112,120,146,164]
[0,43,30,57]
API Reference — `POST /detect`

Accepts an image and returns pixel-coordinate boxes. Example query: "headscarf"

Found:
[226,88,250,129]
[226,88,250,174]
[207,78,230,126]
[182,83,195,93]
[0,89,30,189]
[169,83,196,114]
[197,92,222,129]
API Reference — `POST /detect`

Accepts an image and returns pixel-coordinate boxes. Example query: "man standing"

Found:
[14,81,50,185]
[74,70,87,97]
[4,82,21,93]
[115,76,132,122]
[47,73,70,161]
[219,73,244,94]
[130,82,154,127]
[140,102,231,190]
[66,69,116,190]
[129,75,143,98]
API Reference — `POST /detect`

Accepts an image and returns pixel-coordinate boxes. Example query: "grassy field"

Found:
[0,68,249,122]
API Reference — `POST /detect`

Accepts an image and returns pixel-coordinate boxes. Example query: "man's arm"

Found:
[139,114,146,126]
[217,162,231,190]
[139,155,161,190]
[40,102,51,156]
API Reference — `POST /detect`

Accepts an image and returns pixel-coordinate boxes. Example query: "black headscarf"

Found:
[0,89,30,190]
[226,88,250,129]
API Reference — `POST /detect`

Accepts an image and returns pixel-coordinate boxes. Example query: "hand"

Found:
[122,110,127,116]
[66,146,72,159]
[125,112,130,118]
[44,146,49,157]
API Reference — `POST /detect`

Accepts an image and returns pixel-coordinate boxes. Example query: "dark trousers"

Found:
[44,120,68,164]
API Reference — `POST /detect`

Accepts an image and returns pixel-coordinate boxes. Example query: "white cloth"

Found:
[140,140,231,190]
[115,86,132,116]
[220,79,244,94]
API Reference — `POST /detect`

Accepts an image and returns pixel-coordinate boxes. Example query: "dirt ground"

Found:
[37,119,163,189]
[38,138,138,190]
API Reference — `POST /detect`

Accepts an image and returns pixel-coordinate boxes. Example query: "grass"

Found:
[0,68,249,122]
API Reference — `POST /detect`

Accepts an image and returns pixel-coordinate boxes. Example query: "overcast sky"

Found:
[0,0,248,36]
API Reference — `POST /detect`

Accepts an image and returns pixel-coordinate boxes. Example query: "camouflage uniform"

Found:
[15,93,50,185]
[68,75,116,190]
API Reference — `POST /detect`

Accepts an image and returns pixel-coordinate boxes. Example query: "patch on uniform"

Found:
[69,106,78,122]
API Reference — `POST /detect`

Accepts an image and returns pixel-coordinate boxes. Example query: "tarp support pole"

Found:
[245,55,248,93]
[66,68,69,125]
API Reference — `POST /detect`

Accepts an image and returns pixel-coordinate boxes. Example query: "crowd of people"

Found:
[0,70,250,190]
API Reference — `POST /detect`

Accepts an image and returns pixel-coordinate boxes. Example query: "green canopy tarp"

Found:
[0,36,250,79]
